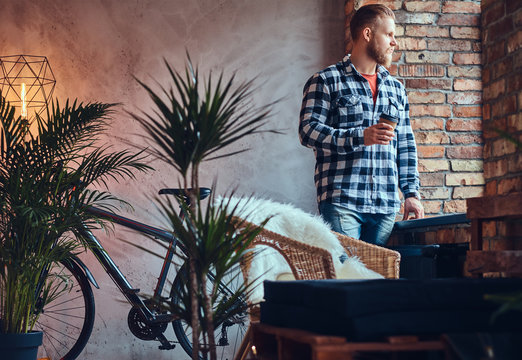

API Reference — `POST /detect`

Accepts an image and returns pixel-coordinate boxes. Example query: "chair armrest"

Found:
[250,226,337,280]
[334,232,401,279]
[236,218,337,281]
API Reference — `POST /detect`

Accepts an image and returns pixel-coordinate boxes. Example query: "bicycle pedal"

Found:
[157,334,176,350]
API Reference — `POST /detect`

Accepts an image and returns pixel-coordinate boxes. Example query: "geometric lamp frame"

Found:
[0,55,56,127]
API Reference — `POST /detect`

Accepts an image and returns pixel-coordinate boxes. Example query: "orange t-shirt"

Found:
[361,73,378,104]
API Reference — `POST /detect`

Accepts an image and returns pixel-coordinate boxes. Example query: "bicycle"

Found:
[33,187,250,360]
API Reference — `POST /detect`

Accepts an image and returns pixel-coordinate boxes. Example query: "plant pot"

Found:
[0,331,43,360]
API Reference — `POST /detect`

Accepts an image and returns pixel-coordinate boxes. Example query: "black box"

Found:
[391,243,468,279]
[261,279,522,341]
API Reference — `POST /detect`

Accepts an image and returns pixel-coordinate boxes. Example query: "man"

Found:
[299,4,424,246]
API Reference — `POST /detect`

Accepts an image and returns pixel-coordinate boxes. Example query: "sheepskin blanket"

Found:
[219,197,383,303]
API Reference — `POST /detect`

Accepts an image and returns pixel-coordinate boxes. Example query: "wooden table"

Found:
[248,323,449,360]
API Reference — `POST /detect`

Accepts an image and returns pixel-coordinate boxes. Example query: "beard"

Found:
[367,39,392,68]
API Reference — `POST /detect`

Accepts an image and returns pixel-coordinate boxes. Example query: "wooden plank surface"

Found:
[253,323,346,345]
[467,193,522,220]
[251,323,448,360]
[466,250,522,274]
[470,220,483,251]
[341,340,446,352]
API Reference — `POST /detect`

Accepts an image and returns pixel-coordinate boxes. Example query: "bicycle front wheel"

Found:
[171,265,249,360]
[34,259,95,360]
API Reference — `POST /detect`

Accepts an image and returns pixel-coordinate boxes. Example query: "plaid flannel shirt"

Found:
[299,55,420,214]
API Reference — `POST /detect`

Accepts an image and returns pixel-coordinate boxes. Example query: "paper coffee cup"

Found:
[379,113,398,130]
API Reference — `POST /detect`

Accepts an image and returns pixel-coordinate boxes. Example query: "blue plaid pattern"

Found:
[299,55,419,214]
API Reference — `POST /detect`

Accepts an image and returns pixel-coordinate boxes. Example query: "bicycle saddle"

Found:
[158,187,212,203]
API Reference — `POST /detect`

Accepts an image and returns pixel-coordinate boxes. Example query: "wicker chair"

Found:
[234,219,401,360]
[238,220,400,282]
[334,231,401,279]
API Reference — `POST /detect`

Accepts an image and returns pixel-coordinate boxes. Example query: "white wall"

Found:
[0,0,345,358]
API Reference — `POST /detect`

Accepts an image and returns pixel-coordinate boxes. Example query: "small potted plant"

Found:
[131,56,277,360]
[0,95,149,359]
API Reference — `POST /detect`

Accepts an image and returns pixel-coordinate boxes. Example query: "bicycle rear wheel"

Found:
[171,265,249,360]
[34,260,95,360]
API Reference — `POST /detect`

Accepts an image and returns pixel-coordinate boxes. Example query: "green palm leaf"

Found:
[0,91,151,334]
[128,55,280,360]
[130,57,280,177]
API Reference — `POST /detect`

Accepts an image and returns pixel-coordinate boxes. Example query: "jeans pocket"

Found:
[320,202,362,239]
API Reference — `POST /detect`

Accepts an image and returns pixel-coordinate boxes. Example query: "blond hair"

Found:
[350,4,395,41]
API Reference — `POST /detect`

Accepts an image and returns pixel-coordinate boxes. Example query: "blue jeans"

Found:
[319,202,396,246]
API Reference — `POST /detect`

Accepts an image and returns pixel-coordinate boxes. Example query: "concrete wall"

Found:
[0,0,345,358]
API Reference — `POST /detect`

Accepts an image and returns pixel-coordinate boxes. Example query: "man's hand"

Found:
[403,197,424,220]
[364,123,395,146]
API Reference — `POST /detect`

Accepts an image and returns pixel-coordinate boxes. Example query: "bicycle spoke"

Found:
[40,313,83,331]
[41,310,87,320]
[41,328,65,358]
[44,300,85,312]
[172,265,249,360]
[37,322,79,343]
[229,325,244,357]
[44,293,84,309]
[36,261,95,360]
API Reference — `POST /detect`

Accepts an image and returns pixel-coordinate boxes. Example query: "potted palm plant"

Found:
[131,56,278,360]
[0,94,150,359]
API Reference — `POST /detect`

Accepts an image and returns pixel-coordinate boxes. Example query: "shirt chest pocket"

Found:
[385,97,401,124]
[331,94,363,128]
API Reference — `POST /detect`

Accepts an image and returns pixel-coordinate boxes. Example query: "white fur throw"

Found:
[218,197,383,303]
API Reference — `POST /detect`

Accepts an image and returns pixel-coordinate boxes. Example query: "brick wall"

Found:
[481,0,522,249]
[344,0,484,218]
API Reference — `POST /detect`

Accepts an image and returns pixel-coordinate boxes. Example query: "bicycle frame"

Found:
[81,206,185,325]
[34,187,249,359]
